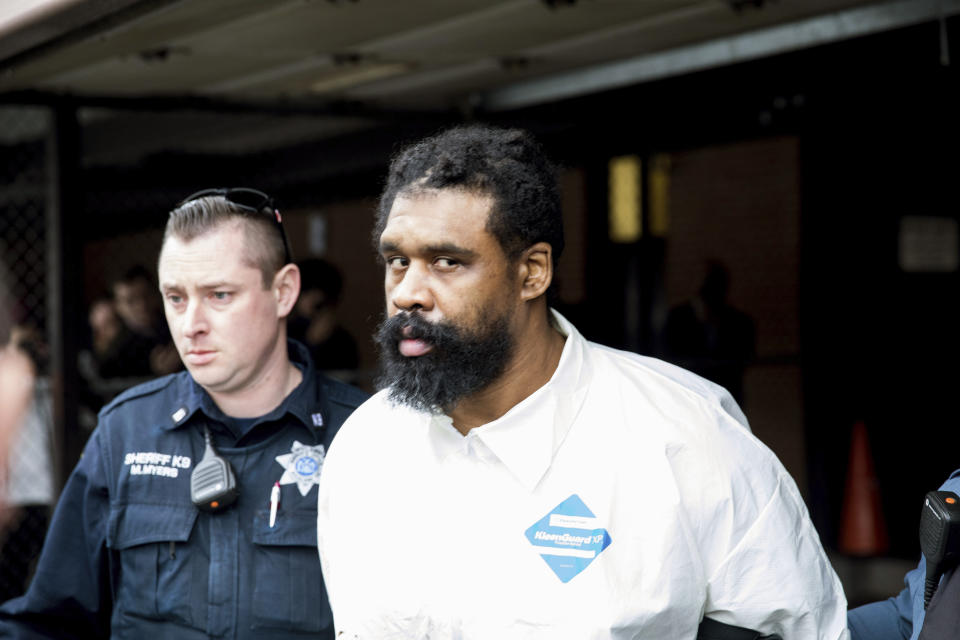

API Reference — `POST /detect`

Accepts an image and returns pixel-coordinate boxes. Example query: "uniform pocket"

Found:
[107,503,200,628]
[250,508,331,632]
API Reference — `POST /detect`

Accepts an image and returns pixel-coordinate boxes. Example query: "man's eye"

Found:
[386,257,408,269]
[435,257,458,269]
[212,291,230,300]
[166,294,183,305]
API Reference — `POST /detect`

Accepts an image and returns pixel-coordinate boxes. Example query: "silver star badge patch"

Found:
[275,440,326,496]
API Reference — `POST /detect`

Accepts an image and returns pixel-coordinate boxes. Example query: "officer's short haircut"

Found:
[163,196,284,287]
[375,124,564,271]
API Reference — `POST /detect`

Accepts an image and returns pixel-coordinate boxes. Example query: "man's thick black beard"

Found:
[374,310,514,414]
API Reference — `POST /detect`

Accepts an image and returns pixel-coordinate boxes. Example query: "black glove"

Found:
[697,617,781,640]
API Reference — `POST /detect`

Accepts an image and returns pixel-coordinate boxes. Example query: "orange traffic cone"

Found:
[839,420,889,555]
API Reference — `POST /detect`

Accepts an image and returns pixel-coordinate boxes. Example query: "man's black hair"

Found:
[375,124,564,271]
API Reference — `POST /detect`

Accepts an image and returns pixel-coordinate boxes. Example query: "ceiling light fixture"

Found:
[309,61,411,94]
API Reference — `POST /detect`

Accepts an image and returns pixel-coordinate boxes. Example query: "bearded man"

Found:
[316,125,848,640]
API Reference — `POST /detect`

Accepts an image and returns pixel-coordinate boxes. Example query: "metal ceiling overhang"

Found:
[484,0,960,110]
[0,0,180,64]
[4,0,943,112]
[1,0,955,165]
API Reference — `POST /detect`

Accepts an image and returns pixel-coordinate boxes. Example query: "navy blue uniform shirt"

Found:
[847,469,960,640]
[0,340,368,639]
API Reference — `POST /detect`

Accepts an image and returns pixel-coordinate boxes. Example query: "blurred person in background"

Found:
[75,297,134,430]
[0,324,54,601]
[0,188,367,638]
[0,336,36,521]
[77,269,183,417]
[110,265,181,377]
[83,293,156,379]
[661,259,756,405]
[0,263,34,520]
[287,257,359,375]
[88,297,123,360]
[112,265,163,339]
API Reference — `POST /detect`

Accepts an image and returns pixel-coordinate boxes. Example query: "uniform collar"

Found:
[426,309,591,491]
[163,339,325,435]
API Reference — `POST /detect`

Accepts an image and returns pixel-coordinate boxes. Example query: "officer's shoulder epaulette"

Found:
[320,375,370,410]
[99,372,182,416]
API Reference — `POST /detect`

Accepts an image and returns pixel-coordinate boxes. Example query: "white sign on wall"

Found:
[898,216,959,273]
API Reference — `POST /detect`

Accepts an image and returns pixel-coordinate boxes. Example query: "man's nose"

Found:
[182,300,208,338]
[389,263,433,313]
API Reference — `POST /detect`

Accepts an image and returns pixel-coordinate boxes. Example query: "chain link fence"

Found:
[0,105,175,599]
[0,105,53,601]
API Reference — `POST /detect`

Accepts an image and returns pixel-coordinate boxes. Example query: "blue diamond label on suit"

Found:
[524,494,611,583]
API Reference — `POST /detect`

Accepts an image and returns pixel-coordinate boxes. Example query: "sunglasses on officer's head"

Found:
[178,187,293,266]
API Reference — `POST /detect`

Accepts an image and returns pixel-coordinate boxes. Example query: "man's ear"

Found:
[274,263,301,318]
[518,242,553,302]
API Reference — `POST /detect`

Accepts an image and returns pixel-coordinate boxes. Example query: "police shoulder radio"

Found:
[190,425,238,512]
